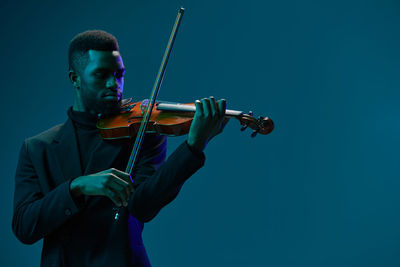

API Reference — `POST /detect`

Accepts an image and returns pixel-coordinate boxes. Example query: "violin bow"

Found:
[114,7,185,220]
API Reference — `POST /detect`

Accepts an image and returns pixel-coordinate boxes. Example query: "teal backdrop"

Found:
[1,0,400,266]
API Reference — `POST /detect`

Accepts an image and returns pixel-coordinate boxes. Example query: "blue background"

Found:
[1,0,400,266]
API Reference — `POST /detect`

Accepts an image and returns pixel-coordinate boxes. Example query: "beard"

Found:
[98,101,121,117]
[81,92,121,117]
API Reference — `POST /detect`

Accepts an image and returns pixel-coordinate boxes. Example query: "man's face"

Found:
[78,50,125,116]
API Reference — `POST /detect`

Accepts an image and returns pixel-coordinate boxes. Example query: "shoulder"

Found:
[17,122,65,159]
[135,134,167,161]
[25,123,65,147]
[141,133,167,151]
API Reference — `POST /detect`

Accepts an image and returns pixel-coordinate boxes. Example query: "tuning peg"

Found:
[258,116,265,126]
[251,129,258,138]
[240,124,248,131]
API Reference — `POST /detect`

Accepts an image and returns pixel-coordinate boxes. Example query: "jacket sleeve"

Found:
[12,140,81,245]
[129,135,205,222]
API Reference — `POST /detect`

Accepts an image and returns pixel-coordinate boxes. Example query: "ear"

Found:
[68,69,81,89]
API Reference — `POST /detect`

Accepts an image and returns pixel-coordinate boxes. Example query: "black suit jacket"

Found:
[12,118,205,266]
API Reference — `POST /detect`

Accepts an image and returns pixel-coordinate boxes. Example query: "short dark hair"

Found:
[68,30,119,72]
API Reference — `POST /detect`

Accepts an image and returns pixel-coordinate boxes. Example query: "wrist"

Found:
[186,140,204,155]
[70,178,82,197]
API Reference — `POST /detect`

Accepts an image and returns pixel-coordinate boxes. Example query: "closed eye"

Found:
[94,71,107,79]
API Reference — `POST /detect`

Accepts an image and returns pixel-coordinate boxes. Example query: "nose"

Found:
[106,76,119,91]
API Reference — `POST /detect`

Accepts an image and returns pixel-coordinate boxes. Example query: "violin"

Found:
[96,99,274,139]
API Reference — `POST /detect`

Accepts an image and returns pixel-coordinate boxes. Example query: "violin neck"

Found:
[156,102,243,118]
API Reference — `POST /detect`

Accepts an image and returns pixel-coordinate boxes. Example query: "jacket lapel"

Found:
[50,118,125,185]
[50,119,82,184]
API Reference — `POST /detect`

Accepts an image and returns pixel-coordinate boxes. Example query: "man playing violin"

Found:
[12,30,227,266]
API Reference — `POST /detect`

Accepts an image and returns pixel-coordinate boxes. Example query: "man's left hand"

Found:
[187,96,229,153]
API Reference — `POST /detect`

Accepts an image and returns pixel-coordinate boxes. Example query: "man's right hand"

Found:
[70,168,134,207]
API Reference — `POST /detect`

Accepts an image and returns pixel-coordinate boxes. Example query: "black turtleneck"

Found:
[67,107,102,173]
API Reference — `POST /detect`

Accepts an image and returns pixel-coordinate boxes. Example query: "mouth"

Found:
[103,94,121,101]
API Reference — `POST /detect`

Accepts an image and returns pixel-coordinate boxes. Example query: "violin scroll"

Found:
[238,112,274,138]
